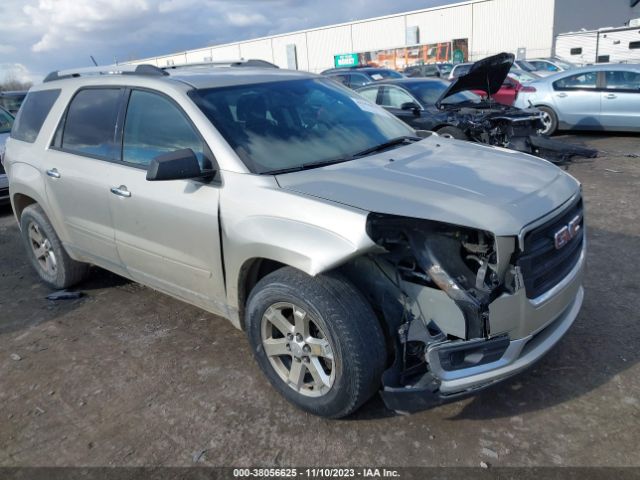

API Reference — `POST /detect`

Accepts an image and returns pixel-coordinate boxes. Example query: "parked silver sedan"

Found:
[514,64,640,134]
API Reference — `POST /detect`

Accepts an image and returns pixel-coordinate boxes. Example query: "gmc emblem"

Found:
[554,215,582,250]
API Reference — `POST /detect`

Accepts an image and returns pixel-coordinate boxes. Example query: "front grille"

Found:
[518,197,584,299]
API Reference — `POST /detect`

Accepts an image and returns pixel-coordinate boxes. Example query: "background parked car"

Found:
[514,63,640,135]
[512,59,551,77]
[0,91,28,115]
[321,66,403,89]
[448,62,473,80]
[403,63,453,78]
[527,57,576,74]
[357,52,597,162]
[0,106,13,203]
[473,72,540,106]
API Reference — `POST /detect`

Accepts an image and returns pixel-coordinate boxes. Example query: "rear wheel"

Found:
[537,106,558,135]
[20,204,89,289]
[437,125,468,140]
[245,267,387,418]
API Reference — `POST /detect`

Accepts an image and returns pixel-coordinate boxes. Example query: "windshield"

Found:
[0,108,14,134]
[516,61,537,72]
[438,64,453,74]
[553,58,575,70]
[509,71,539,83]
[452,64,472,78]
[189,78,414,174]
[404,80,481,105]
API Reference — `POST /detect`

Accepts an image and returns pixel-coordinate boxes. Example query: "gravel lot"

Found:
[1,133,639,467]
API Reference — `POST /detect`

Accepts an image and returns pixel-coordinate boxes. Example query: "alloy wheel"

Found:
[28,222,57,276]
[261,302,335,397]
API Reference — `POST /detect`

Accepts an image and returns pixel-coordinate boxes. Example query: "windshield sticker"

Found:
[370,74,383,81]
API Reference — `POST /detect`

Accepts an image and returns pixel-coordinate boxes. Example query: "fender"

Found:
[219,171,378,319]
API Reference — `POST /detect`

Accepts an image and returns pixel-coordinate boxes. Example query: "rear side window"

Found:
[604,70,640,91]
[123,90,206,168]
[553,72,597,90]
[61,88,121,159]
[10,89,60,143]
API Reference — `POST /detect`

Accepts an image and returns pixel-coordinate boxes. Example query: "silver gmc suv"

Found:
[4,63,585,418]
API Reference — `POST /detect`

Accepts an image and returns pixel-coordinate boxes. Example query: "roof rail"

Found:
[43,64,168,83]
[162,58,279,71]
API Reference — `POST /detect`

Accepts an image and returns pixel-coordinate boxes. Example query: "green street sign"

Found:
[452,49,464,64]
[334,53,359,68]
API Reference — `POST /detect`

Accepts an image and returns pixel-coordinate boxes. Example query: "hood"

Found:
[437,52,514,107]
[276,136,580,236]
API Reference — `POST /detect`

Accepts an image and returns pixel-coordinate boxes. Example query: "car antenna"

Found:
[485,74,493,103]
[90,55,98,67]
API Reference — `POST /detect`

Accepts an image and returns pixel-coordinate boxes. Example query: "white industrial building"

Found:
[127,0,640,72]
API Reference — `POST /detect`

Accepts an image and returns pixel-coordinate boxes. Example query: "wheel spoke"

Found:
[33,244,47,259]
[307,357,331,389]
[293,306,309,337]
[29,225,44,245]
[288,360,305,391]
[265,308,293,335]
[306,337,333,360]
[263,337,290,357]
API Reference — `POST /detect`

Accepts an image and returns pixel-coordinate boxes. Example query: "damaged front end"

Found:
[342,207,584,413]
[343,214,517,412]
[442,103,598,164]
[436,52,597,164]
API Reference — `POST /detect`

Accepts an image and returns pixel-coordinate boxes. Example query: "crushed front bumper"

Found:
[381,243,585,413]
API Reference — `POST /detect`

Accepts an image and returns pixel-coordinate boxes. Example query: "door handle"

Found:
[605,93,617,99]
[556,92,568,98]
[110,185,131,198]
[46,168,61,179]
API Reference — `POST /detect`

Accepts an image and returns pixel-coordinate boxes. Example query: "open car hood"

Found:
[436,52,514,108]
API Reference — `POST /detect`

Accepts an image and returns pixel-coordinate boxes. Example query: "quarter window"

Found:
[10,89,60,143]
[123,90,206,167]
[553,72,597,90]
[62,88,121,159]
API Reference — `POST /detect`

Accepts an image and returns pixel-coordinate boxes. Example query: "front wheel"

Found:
[245,267,387,418]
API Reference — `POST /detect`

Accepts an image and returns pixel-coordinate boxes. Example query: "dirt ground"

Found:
[1,133,639,467]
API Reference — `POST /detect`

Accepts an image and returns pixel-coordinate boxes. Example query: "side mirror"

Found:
[146,149,213,181]
[401,102,421,116]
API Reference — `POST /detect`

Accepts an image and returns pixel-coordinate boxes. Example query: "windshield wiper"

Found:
[263,156,354,175]
[350,136,421,158]
[264,136,420,175]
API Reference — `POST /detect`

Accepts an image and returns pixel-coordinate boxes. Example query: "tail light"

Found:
[515,85,536,101]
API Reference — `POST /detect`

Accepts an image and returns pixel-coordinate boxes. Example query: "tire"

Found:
[20,204,89,289]
[245,267,387,418]
[537,105,558,135]
[437,125,468,140]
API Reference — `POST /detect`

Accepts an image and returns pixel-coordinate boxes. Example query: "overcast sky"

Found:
[0,0,454,83]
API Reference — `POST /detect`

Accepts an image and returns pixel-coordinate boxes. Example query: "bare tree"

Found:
[0,71,32,92]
